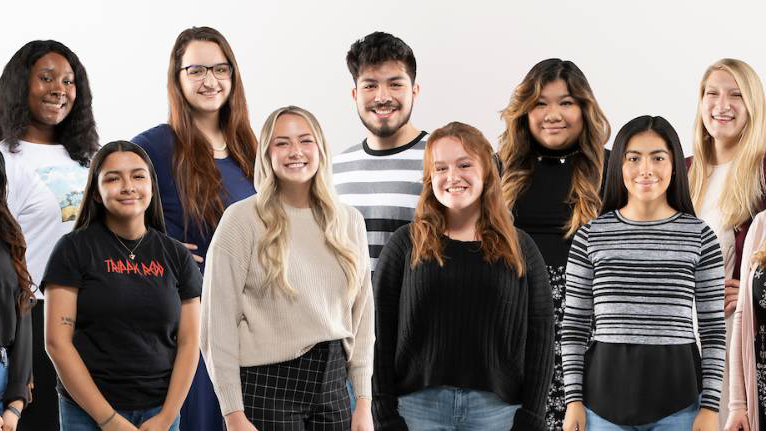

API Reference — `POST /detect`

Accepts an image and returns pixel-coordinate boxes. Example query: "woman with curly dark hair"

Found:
[0,151,35,431]
[0,39,98,431]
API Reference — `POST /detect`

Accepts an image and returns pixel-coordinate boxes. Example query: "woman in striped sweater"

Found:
[561,115,725,431]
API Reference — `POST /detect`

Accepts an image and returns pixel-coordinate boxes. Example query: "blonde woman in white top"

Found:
[687,58,766,429]
[200,105,374,431]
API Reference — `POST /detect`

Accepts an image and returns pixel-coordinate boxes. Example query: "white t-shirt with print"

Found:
[1,140,89,298]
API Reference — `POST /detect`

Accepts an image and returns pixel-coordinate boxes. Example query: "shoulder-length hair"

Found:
[601,115,695,215]
[498,58,610,238]
[0,152,36,314]
[688,58,766,230]
[411,121,524,275]
[254,106,359,297]
[167,26,258,235]
[75,141,166,233]
[0,40,98,166]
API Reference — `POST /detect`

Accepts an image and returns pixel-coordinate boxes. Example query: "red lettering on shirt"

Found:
[104,258,166,278]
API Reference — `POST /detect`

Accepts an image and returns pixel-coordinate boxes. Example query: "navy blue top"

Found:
[132,124,256,272]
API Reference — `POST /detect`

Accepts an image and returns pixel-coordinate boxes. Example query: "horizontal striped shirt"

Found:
[332,132,427,272]
[562,211,726,412]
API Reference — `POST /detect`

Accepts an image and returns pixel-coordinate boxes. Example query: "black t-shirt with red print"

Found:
[41,221,202,410]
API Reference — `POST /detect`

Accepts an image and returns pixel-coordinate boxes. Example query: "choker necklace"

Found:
[535,148,580,164]
[212,142,227,152]
[114,231,146,260]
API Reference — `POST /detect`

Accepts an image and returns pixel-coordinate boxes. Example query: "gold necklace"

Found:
[113,231,146,260]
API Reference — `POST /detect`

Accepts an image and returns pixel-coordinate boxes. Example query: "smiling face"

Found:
[430,136,484,218]
[352,60,418,138]
[268,113,320,190]
[622,131,673,207]
[27,52,76,131]
[97,151,152,224]
[527,79,584,150]
[700,69,747,147]
[178,40,232,115]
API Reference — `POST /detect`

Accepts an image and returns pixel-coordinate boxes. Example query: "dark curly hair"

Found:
[0,40,98,166]
[346,31,416,84]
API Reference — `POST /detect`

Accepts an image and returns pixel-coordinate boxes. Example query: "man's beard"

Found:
[358,101,413,138]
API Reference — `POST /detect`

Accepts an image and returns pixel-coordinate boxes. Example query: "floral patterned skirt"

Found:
[545,266,566,431]
[755,341,766,426]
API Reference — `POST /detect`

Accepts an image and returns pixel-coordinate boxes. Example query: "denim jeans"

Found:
[59,395,180,430]
[398,386,519,430]
[585,397,699,430]
[0,356,7,412]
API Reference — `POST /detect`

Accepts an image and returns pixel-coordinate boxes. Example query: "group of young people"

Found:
[0,25,764,431]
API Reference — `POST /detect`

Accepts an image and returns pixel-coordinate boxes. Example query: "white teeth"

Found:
[287,163,306,168]
[447,187,467,192]
[713,115,733,121]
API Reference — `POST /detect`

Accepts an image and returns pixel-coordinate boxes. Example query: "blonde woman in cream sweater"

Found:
[200,106,374,431]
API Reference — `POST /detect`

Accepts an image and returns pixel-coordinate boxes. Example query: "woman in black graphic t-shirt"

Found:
[42,141,201,431]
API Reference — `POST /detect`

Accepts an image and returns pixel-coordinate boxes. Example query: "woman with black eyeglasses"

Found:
[131,26,258,431]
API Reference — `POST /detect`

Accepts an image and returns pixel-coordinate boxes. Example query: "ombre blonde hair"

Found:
[254,106,359,297]
[688,58,766,230]
[498,59,610,238]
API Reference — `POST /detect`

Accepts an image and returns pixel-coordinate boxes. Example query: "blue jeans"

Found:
[585,398,699,430]
[398,386,519,430]
[0,357,7,412]
[59,395,180,430]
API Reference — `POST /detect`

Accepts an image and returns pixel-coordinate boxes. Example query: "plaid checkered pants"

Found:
[239,340,351,430]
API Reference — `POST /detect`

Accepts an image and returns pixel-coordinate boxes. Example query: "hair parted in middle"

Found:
[167,26,258,236]
[688,58,766,231]
[75,140,166,234]
[254,106,359,297]
[601,115,695,216]
[498,58,610,238]
[346,31,417,84]
[410,121,525,275]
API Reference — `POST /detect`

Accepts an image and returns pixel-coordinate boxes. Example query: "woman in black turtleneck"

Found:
[0,151,35,430]
[497,59,611,431]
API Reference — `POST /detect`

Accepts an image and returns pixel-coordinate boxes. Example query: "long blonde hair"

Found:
[688,58,766,230]
[498,59,610,238]
[254,106,359,297]
[411,122,525,275]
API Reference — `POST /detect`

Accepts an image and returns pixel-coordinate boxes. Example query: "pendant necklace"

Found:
[114,231,146,260]
[535,149,580,164]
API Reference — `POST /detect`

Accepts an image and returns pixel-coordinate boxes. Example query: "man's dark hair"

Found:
[346,31,416,84]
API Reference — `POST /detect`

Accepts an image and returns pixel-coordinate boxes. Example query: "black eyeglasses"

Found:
[178,63,233,81]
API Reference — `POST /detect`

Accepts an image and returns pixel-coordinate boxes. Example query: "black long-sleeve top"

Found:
[0,241,32,407]
[372,225,554,431]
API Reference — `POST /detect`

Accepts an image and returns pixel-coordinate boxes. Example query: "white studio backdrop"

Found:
[2,0,765,157]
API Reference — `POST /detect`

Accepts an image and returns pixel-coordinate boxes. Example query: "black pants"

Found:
[240,341,351,431]
[18,301,59,431]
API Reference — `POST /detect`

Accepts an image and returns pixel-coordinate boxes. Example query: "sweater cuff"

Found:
[348,369,372,399]
[511,407,546,431]
[215,382,244,416]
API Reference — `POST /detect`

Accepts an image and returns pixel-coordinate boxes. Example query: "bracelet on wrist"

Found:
[5,405,21,418]
[98,410,117,428]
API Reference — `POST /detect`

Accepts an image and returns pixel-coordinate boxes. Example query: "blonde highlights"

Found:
[410,122,525,275]
[254,106,359,297]
[688,58,766,230]
[498,59,610,238]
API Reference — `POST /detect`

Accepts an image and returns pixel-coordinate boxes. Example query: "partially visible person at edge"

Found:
[201,106,374,431]
[332,30,427,414]
[686,58,766,430]
[720,61,766,431]
[0,39,98,431]
[0,152,35,431]
[43,141,201,431]
[132,26,258,431]
[372,122,554,431]
[497,58,610,431]
[563,116,725,431]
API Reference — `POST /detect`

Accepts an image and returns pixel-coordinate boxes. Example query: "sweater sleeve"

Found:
[200,204,251,416]
[512,231,554,431]
[371,226,410,431]
[4,302,32,407]
[347,208,375,399]
[561,223,594,405]
[695,224,726,412]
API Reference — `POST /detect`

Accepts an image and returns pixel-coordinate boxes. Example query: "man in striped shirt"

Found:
[333,31,428,273]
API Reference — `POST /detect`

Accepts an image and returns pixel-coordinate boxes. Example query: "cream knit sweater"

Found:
[200,195,374,416]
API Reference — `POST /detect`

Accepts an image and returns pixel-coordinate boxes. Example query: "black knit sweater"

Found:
[371,225,554,430]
